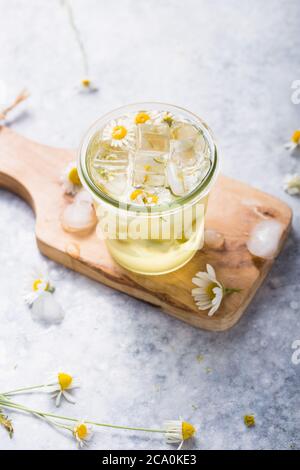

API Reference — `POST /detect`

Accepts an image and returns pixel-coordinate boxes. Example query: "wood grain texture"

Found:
[0,125,292,331]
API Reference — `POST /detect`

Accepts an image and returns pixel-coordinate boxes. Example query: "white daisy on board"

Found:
[164,420,196,449]
[49,371,80,407]
[285,130,300,153]
[23,264,55,307]
[192,264,240,316]
[102,118,135,148]
[73,421,93,448]
[61,162,82,195]
[283,173,300,195]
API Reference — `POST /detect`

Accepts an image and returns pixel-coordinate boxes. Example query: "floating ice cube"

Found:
[167,158,211,196]
[87,146,130,197]
[133,152,166,188]
[137,122,170,153]
[171,122,200,141]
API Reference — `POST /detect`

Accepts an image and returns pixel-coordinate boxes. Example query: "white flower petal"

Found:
[192,264,225,316]
[62,390,76,404]
[206,264,216,280]
[55,392,62,407]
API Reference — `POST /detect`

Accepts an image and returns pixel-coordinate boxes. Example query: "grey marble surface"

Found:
[0,0,299,450]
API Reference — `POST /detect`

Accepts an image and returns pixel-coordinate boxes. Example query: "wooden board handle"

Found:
[0,125,74,217]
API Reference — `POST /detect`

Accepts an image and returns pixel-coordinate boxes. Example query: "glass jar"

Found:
[78,103,218,275]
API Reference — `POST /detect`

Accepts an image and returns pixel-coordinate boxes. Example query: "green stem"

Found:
[224,287,242,295]
[0,399,165,435]
[3,383,56,396]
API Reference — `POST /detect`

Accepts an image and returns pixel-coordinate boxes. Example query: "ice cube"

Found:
[137,123,170,153]
[133,152,166,188]
[171,122,199,141]
[170,123,208,168]
[87,146,130,197]
[167,158,211,196]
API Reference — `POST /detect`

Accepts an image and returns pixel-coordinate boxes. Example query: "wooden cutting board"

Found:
[0,125,292,331]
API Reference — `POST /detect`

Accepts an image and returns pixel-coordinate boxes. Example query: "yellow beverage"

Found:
[78,103,218,275]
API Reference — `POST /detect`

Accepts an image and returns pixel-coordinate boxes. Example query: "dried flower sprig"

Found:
[0,393,196,449]
[0,89,29,121]
[244,415,255,428]
[192,264,241,316]
[0,409,14,438]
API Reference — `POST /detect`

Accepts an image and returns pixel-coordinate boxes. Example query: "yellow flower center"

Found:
[135,112,151,124]
[130,189,143,201]
[81,78,91,88]
[68,167,81,185]
[112,125,127,140]
[206,282,218,300]
[182,422,196,440]
[147,193,158,204]
[292,130,300,144]
[58,372,73,390]
[32,279,48,292]
[75,423,88,440]
[244,415,255,427]
[163,115,173,126]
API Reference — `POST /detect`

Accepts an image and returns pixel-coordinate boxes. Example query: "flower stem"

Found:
[3,383,56,396]
[224,287,242,295]
[0,399,165,435]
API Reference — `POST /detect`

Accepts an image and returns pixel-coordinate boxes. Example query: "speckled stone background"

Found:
[0,0,299,450]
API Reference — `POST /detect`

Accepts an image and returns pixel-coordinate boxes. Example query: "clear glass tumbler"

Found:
[78,103,218,275]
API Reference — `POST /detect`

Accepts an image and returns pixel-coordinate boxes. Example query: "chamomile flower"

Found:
[61,162,82,195]
[23,264,55,307]
[129,188,172,205]
[192,264,223,316]
[102,118,135,148]
[154,111,176,127]
[164,420,196,449]
[285,130,300,153]
[80,78,98,93]
[73,421,93,448]
[283,173,300,195]
[134,110,159,125]
[49,372,80,407]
